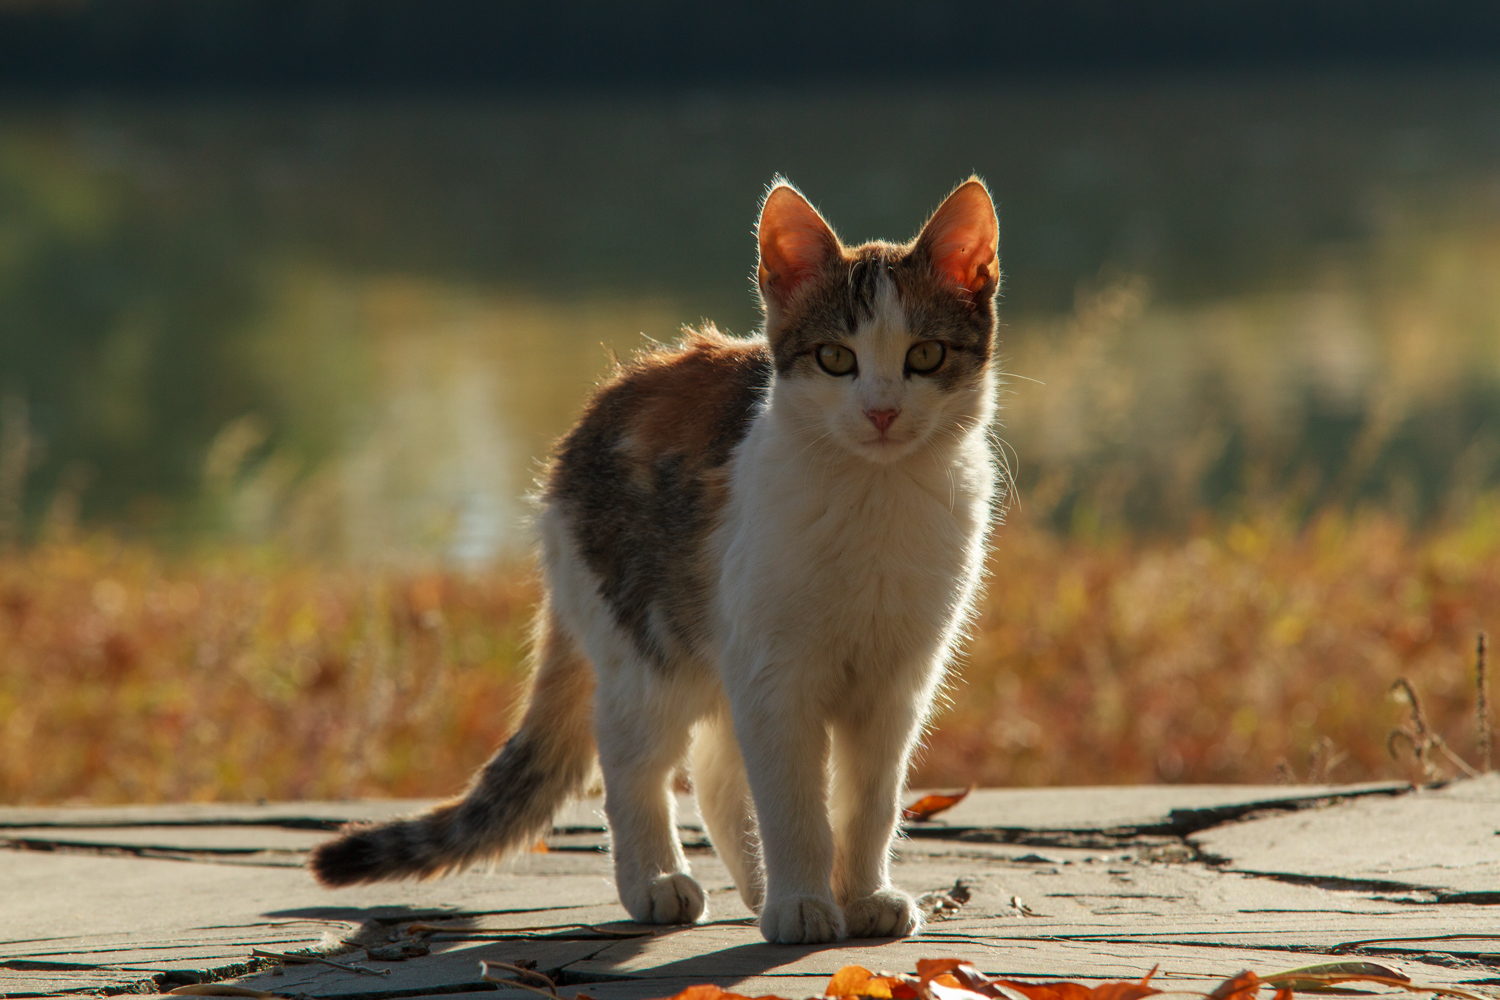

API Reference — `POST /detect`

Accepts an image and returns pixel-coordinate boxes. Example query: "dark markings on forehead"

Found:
[769,241,995,376]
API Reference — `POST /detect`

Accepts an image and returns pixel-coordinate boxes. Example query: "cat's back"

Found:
[542,327,771,662]
[547,327,771,500]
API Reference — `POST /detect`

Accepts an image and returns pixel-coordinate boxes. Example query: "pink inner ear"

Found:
[922,183,999,295]
[758,186,838,305]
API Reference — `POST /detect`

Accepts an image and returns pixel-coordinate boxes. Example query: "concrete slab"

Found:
[1192,774,1500,898]
[6,780,1499,1000]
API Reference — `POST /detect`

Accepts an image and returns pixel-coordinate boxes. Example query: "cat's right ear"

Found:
[757,182,841,319]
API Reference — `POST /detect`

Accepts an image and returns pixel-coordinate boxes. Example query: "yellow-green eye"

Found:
[816,344,856,376]
[906,341,946,373]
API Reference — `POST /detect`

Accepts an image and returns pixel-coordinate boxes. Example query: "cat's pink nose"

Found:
[866,408,900,433]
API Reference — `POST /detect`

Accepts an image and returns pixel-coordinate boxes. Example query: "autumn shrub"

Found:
[2,502,1496,803]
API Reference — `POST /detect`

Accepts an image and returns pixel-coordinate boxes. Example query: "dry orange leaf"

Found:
[658,987,783,1000]
[825,965,919,999]
[926,982,994,1000]
[985,977,1161,1000]
[1208,972,1261,1000]
[901,787,972,822]
[652,958,1486,1000]
[911,959,1162,1000]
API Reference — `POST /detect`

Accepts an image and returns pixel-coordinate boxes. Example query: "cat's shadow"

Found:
[585,919,900,983]
[260,908,894,987]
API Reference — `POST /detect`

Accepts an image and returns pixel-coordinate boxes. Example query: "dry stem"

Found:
[1478,632,1492,772]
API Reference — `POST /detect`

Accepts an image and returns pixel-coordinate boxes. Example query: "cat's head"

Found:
[756,178,999,465]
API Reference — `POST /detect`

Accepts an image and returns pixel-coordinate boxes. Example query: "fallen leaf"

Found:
[1258,971,1488,1000]
[1266,961,1409,990]
[657,987,785,1000]
[653,958,1486,1000]
[1332,933,1500,955]
[1208,972,1261,1000]
[927,982,999,1000]
[902,787,972,822]
[825,965,919,999]
[913,959,1162,1000]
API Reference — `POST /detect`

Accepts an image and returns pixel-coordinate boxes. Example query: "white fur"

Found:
[541,277,995,943]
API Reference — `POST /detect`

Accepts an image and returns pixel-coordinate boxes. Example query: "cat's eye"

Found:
[906,341,946,374]
[815,344,857,376]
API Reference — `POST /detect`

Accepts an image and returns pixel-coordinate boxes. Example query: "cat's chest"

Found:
[720,439,990,632]
[789,474,979,598]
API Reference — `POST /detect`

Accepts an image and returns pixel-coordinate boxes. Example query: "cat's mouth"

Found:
[856,429,919,459]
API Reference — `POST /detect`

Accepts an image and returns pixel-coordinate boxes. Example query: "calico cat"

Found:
[310,178,1001,944]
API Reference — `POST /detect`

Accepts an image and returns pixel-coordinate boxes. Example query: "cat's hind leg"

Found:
[595,663,710,925]
[689,707,763,913]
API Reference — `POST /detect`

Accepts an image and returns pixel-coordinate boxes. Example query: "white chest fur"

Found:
[714,405,994,694]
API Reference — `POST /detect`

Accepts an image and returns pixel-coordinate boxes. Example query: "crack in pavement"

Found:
[904,784,1414,850]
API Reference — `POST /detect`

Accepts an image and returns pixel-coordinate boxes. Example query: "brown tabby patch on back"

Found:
[546,326,772,667]
[768,241,996,392]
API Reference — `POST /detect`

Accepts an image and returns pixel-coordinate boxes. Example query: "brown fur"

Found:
[544,327,772,666]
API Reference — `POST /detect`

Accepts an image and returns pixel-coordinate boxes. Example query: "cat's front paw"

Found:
[759,893,845,944]
[843,889,923,938]
[621,872,707,924]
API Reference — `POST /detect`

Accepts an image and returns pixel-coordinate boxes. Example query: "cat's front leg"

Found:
[732,690,845,944]
[829,700,926,938]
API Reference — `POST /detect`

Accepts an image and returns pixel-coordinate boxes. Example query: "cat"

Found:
[309,177,1001,945]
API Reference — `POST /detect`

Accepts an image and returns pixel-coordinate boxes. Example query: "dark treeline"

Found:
[2,0,1500,92]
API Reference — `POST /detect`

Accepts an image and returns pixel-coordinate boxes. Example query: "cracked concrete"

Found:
[2,779,1496,1000]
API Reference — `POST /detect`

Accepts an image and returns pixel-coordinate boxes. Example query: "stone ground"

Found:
[3,778,1498,1000]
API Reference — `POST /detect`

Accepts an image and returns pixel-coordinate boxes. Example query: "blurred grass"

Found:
[3,503,1494,804]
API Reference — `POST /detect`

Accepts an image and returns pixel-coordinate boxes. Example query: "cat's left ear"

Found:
[915,178,999,299]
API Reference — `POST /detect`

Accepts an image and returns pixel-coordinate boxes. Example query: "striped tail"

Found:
[308,602,595,886]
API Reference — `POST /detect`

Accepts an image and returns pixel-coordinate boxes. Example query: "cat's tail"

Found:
[308,601,596,886]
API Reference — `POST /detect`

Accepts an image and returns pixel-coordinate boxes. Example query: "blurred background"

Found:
[3,1,1500,802]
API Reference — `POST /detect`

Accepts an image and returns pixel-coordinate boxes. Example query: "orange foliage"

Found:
[0,539,537,802]
[2,501,1498,803]
[918,505,1500,788]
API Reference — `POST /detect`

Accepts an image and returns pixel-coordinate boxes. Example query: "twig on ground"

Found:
[404,921,656,940]
[1332,932,1500,954]
[1259,970,1490,1000]
[479,962,573,1000]
[250,949,390,977]
[482,961,558,993]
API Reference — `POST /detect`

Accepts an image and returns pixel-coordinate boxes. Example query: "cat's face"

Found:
[756,180,999,465]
